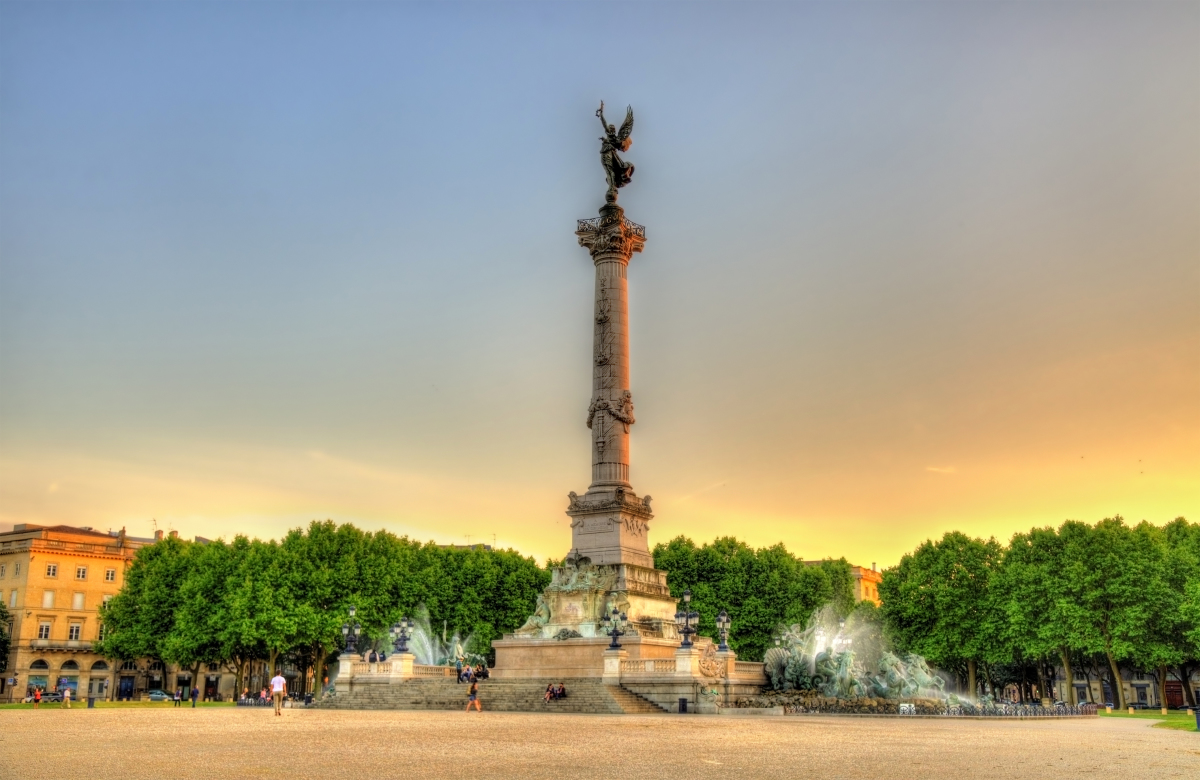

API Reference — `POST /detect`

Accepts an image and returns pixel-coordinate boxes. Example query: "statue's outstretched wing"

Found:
[617,106,634,142]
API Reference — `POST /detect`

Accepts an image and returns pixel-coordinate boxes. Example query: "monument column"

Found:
[580,195,645,489]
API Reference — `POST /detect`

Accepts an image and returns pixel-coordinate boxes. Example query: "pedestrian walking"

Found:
[173,689,181,707]
[62,687,71,709]
[464,678,481,712]
[270,670,287,717]
[455,657,463,683]
[33,688,41,709]
[190,686,199,708]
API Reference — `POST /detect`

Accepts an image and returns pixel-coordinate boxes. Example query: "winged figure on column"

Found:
[597,101,634,197]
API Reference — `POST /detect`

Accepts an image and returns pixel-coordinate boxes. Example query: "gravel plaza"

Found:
[2,707,1197,780]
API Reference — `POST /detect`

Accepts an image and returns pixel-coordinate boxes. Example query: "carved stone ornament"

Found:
[577,212,646,262]
[586,390,635,432]
[699,643,727,679]
[566,489,653,519]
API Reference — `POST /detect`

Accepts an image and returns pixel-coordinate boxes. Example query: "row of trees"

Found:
[96,520,549,692]
[879,516,1200,708]
[652,536,856,662]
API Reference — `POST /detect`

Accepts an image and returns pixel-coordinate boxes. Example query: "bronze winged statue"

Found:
[597,101,634,197]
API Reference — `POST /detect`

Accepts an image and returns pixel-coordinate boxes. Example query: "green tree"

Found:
[652,536,851,661]
[1057,517,1150,710]
[96,535,192,663]
[879,531,1003,696]
[1000,527,1074,702]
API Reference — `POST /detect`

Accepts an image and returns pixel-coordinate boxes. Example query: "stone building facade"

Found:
[0,523,239,702]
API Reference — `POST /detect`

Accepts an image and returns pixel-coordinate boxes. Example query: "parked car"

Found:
[145,689,172,702]
[1128,703,1152,710]
[38,691,65,703]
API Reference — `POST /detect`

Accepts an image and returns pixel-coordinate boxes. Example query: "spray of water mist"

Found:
[764,604,947,700]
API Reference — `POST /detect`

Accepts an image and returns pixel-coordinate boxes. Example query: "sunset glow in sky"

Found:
[2,2,1197,567]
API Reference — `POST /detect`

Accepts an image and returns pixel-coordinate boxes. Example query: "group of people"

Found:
[172,687,200,707]
[455,660,488,683]
[543,682,568,703]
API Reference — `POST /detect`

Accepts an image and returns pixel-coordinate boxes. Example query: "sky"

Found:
[1,1,1197,568]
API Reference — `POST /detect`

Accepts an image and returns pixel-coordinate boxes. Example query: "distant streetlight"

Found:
[674,589,699,648]
[341,606,361,654]
[715,610,731,652]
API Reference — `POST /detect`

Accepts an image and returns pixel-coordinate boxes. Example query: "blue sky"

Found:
[2,1,1197,564]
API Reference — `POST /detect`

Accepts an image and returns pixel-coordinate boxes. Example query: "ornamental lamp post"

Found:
[342,606,361,654]
[715,610,731,652]
[601,609,627,650]
[391,617,412,655]
[674,589,699,648]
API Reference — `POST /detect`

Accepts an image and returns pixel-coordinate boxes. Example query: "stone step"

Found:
[321,678,668,714]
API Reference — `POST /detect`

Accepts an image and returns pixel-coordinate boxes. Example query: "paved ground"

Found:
[2,708,1197,779]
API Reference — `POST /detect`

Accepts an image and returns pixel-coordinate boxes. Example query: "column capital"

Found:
[577,203,645,264]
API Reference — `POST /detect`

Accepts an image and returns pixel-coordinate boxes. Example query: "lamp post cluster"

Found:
[390,617,413,655]
[342,606,418,657]
[601,609,628,649]
[673,590,735,651]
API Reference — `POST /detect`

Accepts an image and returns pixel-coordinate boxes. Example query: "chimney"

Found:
[154,530,164,541]
[872,562,877,572]
[169,530,178,539]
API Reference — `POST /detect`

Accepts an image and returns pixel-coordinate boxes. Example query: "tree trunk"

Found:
[268,648,279,677]
[1035,661,1047,702]
[1059,648,1075,705]
[967,659,977,699]
[1157,665,1168,711]
[1177,665,1197,707]
[1105,650,1126,710]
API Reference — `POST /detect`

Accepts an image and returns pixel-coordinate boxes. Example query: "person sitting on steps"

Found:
[555,682,567,700]
[544,683,555,704]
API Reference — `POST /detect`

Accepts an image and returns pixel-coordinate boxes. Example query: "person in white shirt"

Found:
[270,672,287,716]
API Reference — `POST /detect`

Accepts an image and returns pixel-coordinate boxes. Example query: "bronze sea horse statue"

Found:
[597,101,634,199]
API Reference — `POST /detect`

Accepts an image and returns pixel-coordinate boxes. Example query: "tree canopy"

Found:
[879,517,1200,706]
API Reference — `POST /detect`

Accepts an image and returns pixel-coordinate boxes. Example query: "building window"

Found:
[45,564,57,578]
[8,590,15,608]
[14,563,20,575]
[38,622,51,640]
[0,564,6,578]
[121,660,137,671]
[68,624,82,641]
[75,566,87,580]
[72,592,85,610]
[42,590,55,609]
[104,569,116,582]
[97,623,106,641]
[102,594,112,604]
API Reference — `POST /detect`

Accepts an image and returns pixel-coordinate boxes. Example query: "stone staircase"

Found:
[320,678,666,714]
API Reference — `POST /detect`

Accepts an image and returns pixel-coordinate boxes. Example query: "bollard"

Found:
[678,697,688,714]
[1105,706,1112,714]
[1127,707,1134,715]
[1195,709,1199,732]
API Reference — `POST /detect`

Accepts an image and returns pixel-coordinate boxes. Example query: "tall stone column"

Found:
[580,198,644,488]
[570,195,653,568]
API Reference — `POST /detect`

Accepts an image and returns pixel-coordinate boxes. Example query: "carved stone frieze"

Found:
[566,488,653,519]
